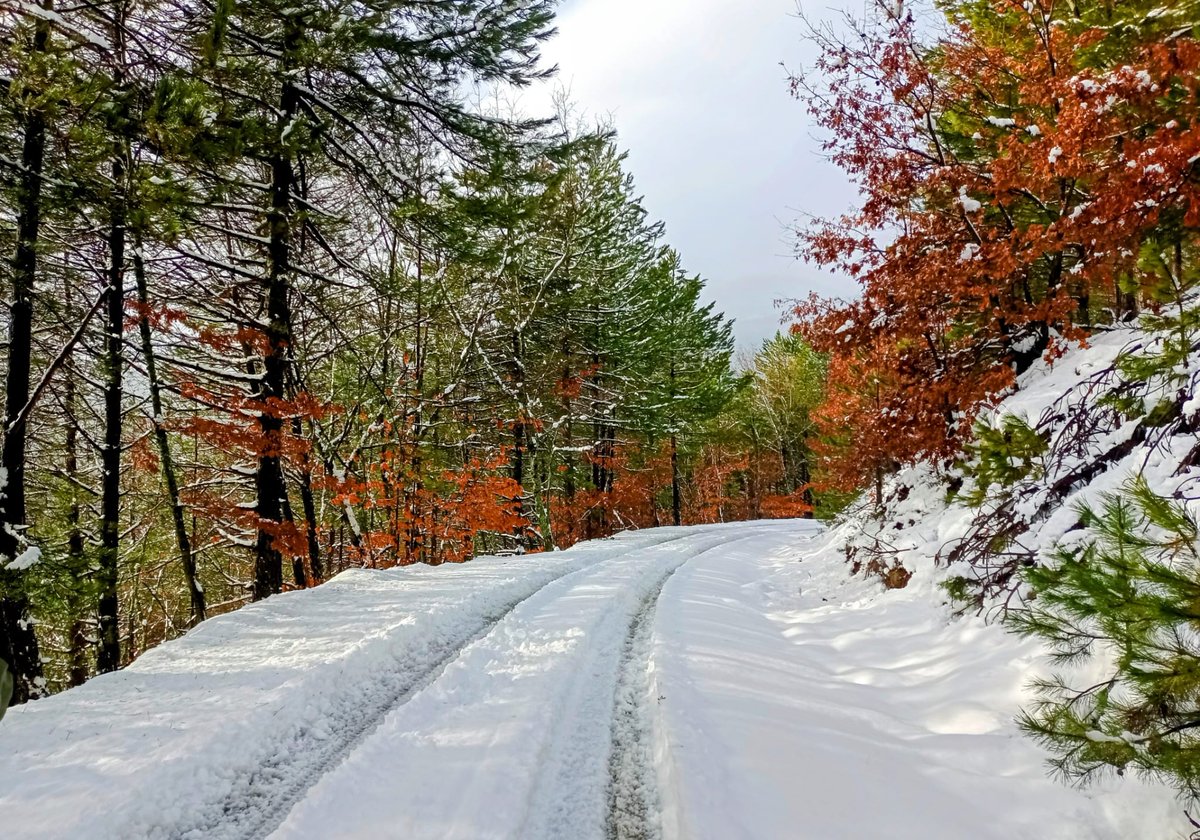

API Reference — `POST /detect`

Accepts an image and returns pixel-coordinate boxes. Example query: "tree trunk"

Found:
[669,355,682,527]
[280,492,305,587]
[407,238,425,563]
[289,417,322,582]
[98,40,129,671]
[670,433,682,527]
[1115,276,1139,322]
[798,452,815,518]
[510,327,530,549]
[512,419,525,488]
[779,441,793,494]
[1075,285,1090,329]
[63,316,89,687]
[297,456,323,583]
[254,33,301,601]
[0,5,51,704]
[66,380,90,687]
[133,239,205,624]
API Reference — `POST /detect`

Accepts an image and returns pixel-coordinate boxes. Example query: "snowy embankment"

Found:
[653,531,1179,840]
[0,513,1183,837]
[837,327,1199,590]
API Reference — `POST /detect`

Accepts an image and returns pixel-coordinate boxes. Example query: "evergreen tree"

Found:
[1012,478,1200,799]
[636,253,736,525]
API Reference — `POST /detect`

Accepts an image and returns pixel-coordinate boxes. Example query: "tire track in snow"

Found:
[517,526,784,840]
[606,571,673,840]
[605,529,776,840]
[164,531,696,840]
[175,587,548,840]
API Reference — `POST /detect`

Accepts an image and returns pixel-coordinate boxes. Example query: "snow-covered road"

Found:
[269,523,797,840]
[0,520,1180,838]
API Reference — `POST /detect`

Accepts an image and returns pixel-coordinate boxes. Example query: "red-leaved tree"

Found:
[792,0,1200,491]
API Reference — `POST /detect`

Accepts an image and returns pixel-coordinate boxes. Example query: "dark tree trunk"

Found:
[1075,286,1091,329]
[254,34,301,601]
[669,355,682,527]
[779,441,793,494]
[407,243,425,563]
[297,458,323,583]
[587,414,606,540]
[512,420,525,488]
[98,84,129,674]
[0,7,51,704]
[280,492,305,587]
[289,417,322,582]
[63,333,89,687]
[509,327,531,549]
[798,452,815,518]
[66,423,90,687]
[1114,276,1139,322]
[133,240,205,624]
[1011,321,1050,375]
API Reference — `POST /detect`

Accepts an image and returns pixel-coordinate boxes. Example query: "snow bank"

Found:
[651,527,1181,839]
[787,324,1198,835]
[832,327,1199,591]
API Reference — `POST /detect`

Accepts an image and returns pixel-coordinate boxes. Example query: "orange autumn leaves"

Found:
[152,314,811,579]
[546,442,812,545]
[332,454,527,567]
[791,0,1200,491]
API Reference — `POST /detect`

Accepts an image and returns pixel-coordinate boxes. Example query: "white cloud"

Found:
[527,0,857,349]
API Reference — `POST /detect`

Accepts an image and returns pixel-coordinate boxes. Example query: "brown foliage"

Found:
[791,1,1200,490]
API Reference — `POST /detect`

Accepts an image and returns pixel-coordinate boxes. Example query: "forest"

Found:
[5,0,1200,821]
[0,1,826,704]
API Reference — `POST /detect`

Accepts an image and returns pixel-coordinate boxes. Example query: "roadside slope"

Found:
[650,527,1180,840]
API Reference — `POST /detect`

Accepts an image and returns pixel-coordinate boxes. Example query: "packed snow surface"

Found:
[0,520,1179,838]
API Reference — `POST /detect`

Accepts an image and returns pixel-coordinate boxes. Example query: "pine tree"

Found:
[1011,478,1200,798]
[636,253,736,526]
[0,0,63,703]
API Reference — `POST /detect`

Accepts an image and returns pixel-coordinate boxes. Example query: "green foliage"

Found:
[1010,478,1200,798]
[812,488,858,520]
[960,415,1048,507]
[205,0,234,64]
[634,251,737,443]
[1098,388,1147,423]
[940,574,975,607]
[1119,220,1200,387]
[703,332,846,516]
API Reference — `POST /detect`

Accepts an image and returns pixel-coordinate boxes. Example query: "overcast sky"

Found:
[531,0,860,350]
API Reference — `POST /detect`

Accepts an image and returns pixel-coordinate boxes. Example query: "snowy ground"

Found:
[0,520,1183,839]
